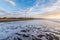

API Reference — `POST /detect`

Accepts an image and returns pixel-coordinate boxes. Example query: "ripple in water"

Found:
[0,20,60,40]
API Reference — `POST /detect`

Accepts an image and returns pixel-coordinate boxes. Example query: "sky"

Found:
[0,0,60,17]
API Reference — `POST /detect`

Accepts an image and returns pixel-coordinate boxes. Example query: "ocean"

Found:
[0,20,60,40]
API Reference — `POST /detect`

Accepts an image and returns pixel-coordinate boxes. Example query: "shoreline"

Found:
[0,18,34,22]
[0,18,47,22]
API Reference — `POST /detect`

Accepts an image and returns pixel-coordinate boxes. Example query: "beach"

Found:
[0,19,60,40]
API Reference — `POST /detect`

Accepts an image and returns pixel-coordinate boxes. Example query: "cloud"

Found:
[26,0,60,13]
[18,0,60,18]
[4,0,16,6]
[41,0,60,12]
[0,0,60,18]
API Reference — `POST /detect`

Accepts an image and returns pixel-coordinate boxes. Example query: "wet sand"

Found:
[0,20,60,40]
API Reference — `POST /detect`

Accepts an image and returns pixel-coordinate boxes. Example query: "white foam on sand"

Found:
[0,20,60,40]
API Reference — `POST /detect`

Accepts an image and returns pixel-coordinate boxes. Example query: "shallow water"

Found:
[0,20,60,40]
